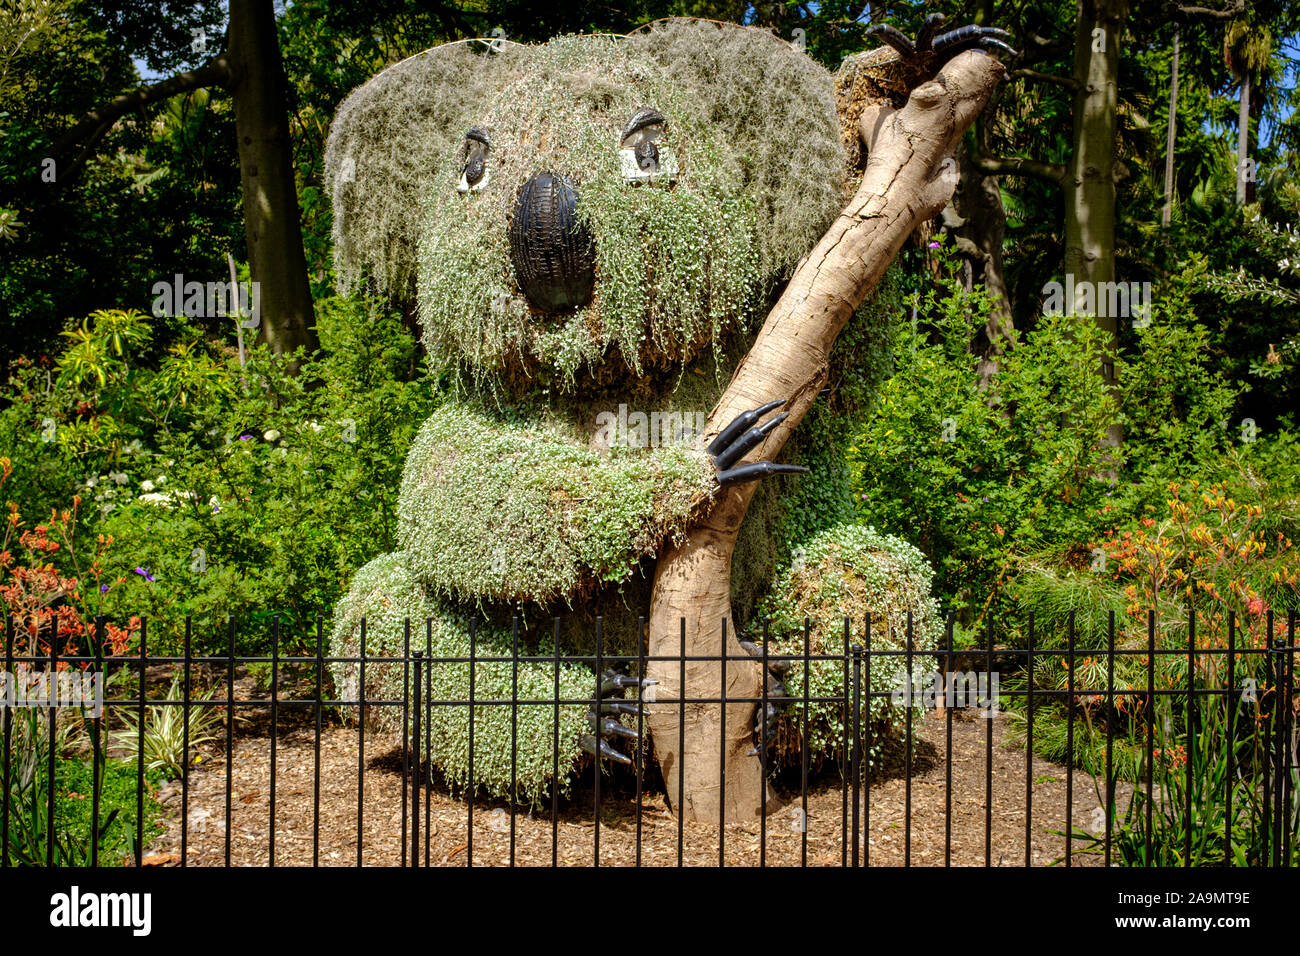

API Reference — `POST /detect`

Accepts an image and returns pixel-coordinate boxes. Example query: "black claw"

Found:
[712,412,789,470]
[865,23,916,57]
[589,715,639,740]
[916,12,946,51]
[977,37,1018,58]
[580,734,633,765]
[717,462,810,486]
[706,399,786,458]
[599,699,645,717]
[932,24,1017,59]
[600,673,655,696]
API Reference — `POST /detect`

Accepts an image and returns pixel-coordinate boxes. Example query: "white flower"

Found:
[140,480,155,492]
[264,429,281,442]
[84,477,97,488]
[111,472,128,485]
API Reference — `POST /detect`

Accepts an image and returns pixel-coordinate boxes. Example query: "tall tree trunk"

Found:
[954,136,1014,386]
[1235,68,1253,204]
[644,52,1006,822]
[1162,26,1179,227]
[1064,0,1127,443]
[228,0,317,358]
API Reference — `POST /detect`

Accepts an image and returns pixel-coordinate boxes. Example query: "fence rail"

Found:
[1,608,1296,867]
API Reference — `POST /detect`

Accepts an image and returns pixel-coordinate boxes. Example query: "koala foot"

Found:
[580,671,656,765]
[868,13,1016,65]
[708,398,811,486]
[739,639,793,756]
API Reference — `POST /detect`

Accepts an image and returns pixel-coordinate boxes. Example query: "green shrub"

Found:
[759,523,942,770]
[328,552,594,806]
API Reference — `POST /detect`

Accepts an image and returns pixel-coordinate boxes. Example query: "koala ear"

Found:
[325,41,524,301]
[628,18,846,280]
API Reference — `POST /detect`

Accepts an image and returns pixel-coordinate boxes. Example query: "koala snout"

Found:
[508,172,596,313]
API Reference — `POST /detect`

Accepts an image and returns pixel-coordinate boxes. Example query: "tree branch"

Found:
[968,131,1066,186]
[50,56,232,159]
[1164,1,1246,22]
[1010,68,1079,90]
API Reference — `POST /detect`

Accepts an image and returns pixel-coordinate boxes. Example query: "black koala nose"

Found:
[508,172,596,313]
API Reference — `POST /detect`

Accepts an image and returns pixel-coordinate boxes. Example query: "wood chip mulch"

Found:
[146,694,1126,867]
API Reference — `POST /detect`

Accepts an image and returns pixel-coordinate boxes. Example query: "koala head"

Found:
[325,19,846,392]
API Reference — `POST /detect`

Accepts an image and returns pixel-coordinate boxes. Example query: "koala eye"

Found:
[619,108,676,184]
[457,126,491,193]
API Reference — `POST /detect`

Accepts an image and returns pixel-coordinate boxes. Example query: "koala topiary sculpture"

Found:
[324,15,1010,818]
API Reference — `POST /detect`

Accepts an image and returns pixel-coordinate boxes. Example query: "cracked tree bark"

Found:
[644,50,1007,823]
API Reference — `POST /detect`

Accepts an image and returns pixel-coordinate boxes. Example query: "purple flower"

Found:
[239,434,253,441]
[982,496,989,503]
[133,566,156,583]
[928,241,941,249]
[100,584,110,593]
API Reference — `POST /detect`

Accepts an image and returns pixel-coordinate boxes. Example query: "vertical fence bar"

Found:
[225,618,234,866]
[1065,609,1075,867]
[357,617,366,867]
[801,617,810,867]
[636,615,645,868]
[594,615,603,867]
[1,614,10,868]
[467,619,476,867]
[47,616,57,867]
[270,615,279,867]
[1105,610,1115,867]
[1262,611,1273,865]
[135,616,146,867]
[1145,609,1155,866]
[760,617,769,868]
[719,616,727,867]
[552,617,560,867]
[984,611,993,867]
[401,619,409,869]
[677,617,685,867]
[181,617,191,868]
[510,615,519,867]
[1284,611,1296,863]
[1226,611,1236,866]
[91,616,103,868]
[1185,609,1195,867]
[314,615,323,868]
[841,617,850,867]
[1272,618,1283,867]
[905,610,913,867]
[1025,610,1034,867]
[425,620,433,866]
[851,642,862,868]
[411,650,422,869]
[863,612,871,868]
[945,611,954,867]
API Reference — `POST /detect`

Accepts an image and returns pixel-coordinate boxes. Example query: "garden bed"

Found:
[144,705,1120,867]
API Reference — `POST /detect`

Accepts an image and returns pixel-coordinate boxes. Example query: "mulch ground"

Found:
[142,672,1125,867]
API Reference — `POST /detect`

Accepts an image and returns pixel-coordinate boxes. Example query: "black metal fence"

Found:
[1,609,1296,867]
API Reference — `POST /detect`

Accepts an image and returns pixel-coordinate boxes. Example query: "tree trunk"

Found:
[1235,68,1253,204]
[1064,0,1127,444]
[1162,26,1179,227]
[645,51,1006,823]
[954,138,1014,386]
[228,0,318,358]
